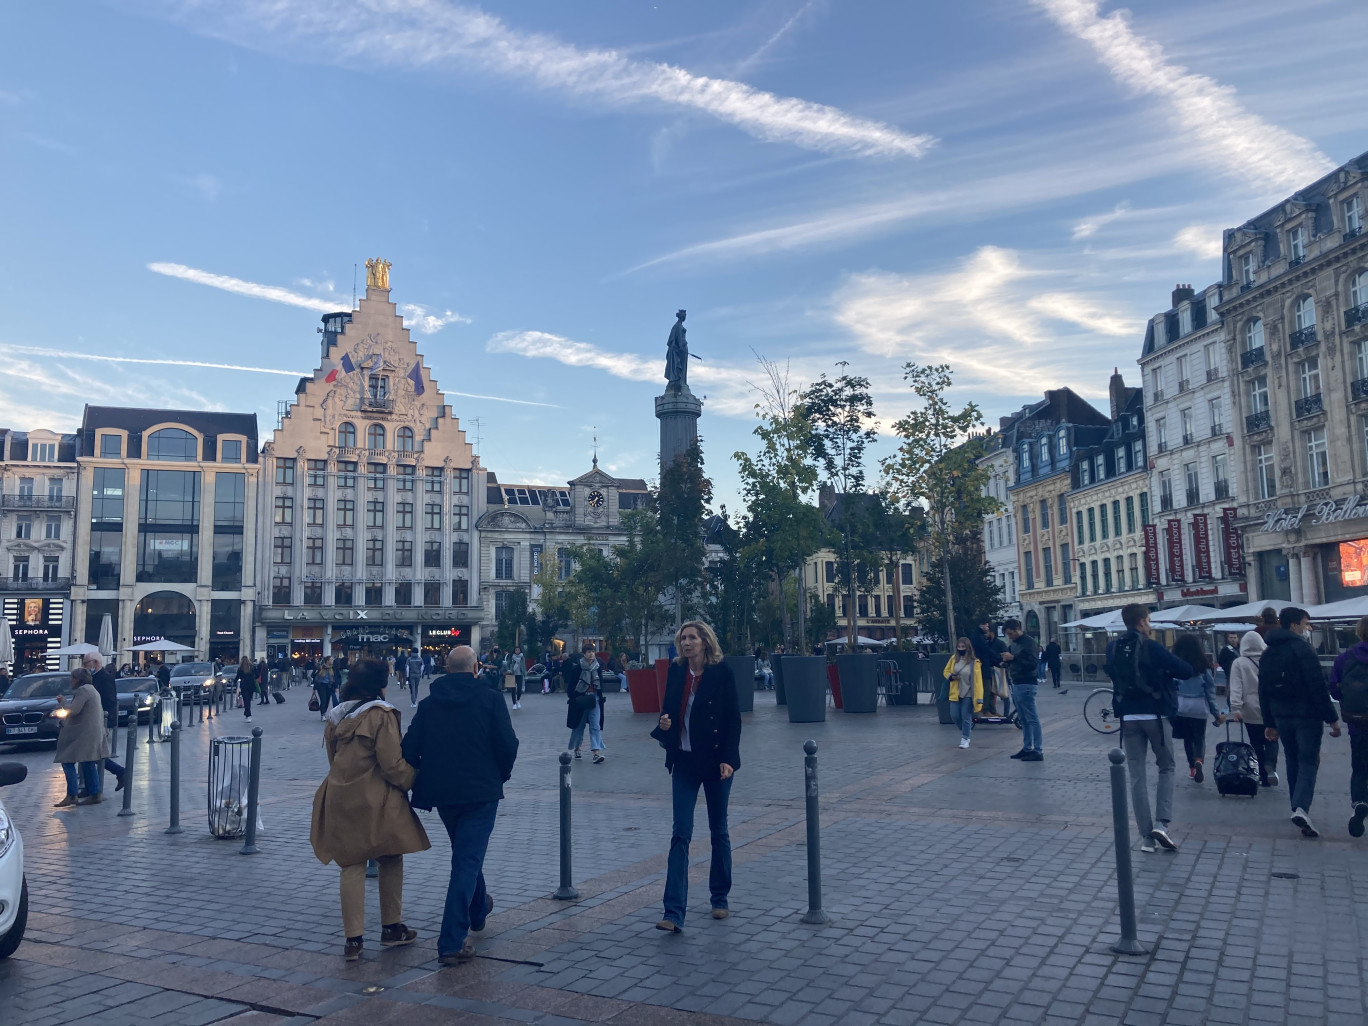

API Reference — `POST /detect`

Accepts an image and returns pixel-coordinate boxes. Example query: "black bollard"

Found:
[118,718,137,817]
[240,726,263,855]
[554,751,578,900]
[147,696,157,744]
[1108,748,1149,955]
[801,739,829,925]
[166,721,183,834]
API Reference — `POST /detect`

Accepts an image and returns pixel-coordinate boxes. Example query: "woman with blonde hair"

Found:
[942,637,984,749]
[649,621,742,932]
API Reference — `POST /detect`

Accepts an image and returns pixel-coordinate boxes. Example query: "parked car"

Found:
[116,676,160,726]
[0,762,28,959]
[0,673,69,745]
[168,662,219,702]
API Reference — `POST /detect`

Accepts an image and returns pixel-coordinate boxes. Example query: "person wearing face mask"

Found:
[1258,607,1341,839]
[941,639,983,749]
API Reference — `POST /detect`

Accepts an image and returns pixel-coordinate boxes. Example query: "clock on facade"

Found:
[586,489,606,514]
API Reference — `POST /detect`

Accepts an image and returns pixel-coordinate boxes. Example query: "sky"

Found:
[2,0,1365,513]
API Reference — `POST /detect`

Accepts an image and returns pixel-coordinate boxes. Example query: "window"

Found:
[1043,547,1054,588]
[424,503,442,530]
[1039,499,1049,531]
[99,434,122,458]
[1080,462,1091,486]
[44,516,60,540]
[1094,454,1105,481]
[1150,367,1163,397]
[365,583,383,605]
[1212,453,1229,498]
[367,462,386,489]
[1103,558,1113,593]
[452,505,470,531]
[1024,552,1034,591]
[1184,463,1200,506]
[336,499,355,527]
[272,578,290,604]
[273,495,293,525]
[453,469,471,494]
[1204,343,1218,378]
[1159,470,1174,510]
[1061,544,1072,584]
[1021,505,1030,535]
[337,461,357,488]
[424,540,443,568]
[451,579,469,605]
[1306,428,1329,488]
[1299,357,1321,399]
[1245,318,1264,351]
[872,595,881,617]
[335,582,353,606]
[423,581,442,606]
[1289,225,1307,262]
[1129,554,1140,591]
[337,422,357,449]
[1131,439,1144,469]
[306,497,325,526]
[1020,443,1030,472]
[396,426,414,452]
[307,459,327,486]
[275,458,295,485]
[1039,437,1050,466]
[1209,397,1224,435]
[42,556,60,583]
[1255,443,1277,499]
[452,541,470,569]
[1140,492,1150,526]
[1347,195,1364,233]
[1353,271,1368,313]
[1056,428,1068,457]
[425,467,443,492]
[395,539,413,567]
[146,428,198,461]
[14,517,30,540]
[1112,500,1122,537]
[139,469,199,524]
[91,467,124,523]
[1115,446,1127,473]
[336,537,354,566]
[273,535,292,564]
[1249,376,1269,414]
[220,439,243,463]
[1155,417,1167,450]
[396,464,415,491]
[1087,507,1096,543]
[394,582,412,606]
[1179,305,1191,337]
[1176,354,1188,387]
[368,375,389,401]
[1058,494,1067,526]
[1125,495,1136,534]
[1180,408,1193,444]
[306,536,323,565]
[903,595,914,617]
[366,538,384,567]
[365,500,384,528]
[1294,295,1316,331]
[1090,561,1099,594]
[366,423,386,450]
[396,502,414,529]
[302,582,322,606]
[901,562,915,586]
[1075,510,1084,542]
[494,546,514,580]
[1240,252,1255,285]
[1099,504,1109,540]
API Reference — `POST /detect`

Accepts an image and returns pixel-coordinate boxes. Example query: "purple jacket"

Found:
[1329,641,1368,736]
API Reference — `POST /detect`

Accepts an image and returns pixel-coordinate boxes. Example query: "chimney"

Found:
[1109,368,1127,421]
[1171,283,1195,307]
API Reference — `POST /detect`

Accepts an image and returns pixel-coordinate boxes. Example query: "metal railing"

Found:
[1295,393,1324,419]
[1241,346,1267,370]
[1214,480,1231,500]
[1177,379,1189,393]
[1289,326,1318,350]
[0,577,72,591]
[1347,225,1364,241]
[361,396,395,413]
[1182,433,1194,445]
[1245,410,1272,432]
[0,494,75,510]
[1210,423,1225,437]
[1206,367,1220,382]
[1352,377,1368,402]
[1346,303,1368,330]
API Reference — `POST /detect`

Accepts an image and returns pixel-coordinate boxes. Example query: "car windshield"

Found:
[3,673,69,699]
[170,663,213,678]
[119,677,158,693]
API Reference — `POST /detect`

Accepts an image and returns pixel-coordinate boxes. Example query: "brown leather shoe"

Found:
[710,908,730,920]
[77,794,103,806]
[655,920,681,933]
[53,795,77,808]
[438,941,476,966]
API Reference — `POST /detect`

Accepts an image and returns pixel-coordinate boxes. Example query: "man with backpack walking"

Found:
[1328,615,1368,838]
[1106,603,1195,853]
[1258,606,1341,838]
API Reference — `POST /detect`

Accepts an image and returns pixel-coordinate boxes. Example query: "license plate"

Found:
[5,726,38,735]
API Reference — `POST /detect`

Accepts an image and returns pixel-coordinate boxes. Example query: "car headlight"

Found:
[51,708,68,719]
[0,807,13,859]
[139,695,155,707]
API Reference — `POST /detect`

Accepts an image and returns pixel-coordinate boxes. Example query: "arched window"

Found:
[1350,270,1368,310]
[1245,318,1264,351]
[366,424,386,450]
[1294,296,1316,331]
[1056,427,1068,457]
[395,426,414,452]
[1019,443,1030,471]
[1038,437,1050,465]
[146,427,198,462]
[337,422,356,449]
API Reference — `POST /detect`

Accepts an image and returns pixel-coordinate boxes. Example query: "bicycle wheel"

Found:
[1083,688,1121,734]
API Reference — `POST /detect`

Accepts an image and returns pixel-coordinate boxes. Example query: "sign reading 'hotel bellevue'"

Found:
[1260,496,1368,533]
[261,608,471,623]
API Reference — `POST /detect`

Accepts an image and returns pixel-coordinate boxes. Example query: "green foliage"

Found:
[494,588,530,653]
[915,538,1006,644]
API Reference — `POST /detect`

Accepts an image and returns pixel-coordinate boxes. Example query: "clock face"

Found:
[586,490,605,511]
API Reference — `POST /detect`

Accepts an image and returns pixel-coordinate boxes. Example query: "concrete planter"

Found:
[835,654,878,713]
[723,655,755,713]
[784,657,828,723]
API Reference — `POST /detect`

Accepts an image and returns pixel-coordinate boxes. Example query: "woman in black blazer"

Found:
[649,620,742,932]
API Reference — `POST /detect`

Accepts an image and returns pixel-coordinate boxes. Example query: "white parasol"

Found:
[127,640,195,653]
[0,618,11,668]
[97,614,115,663]
[51,642,103,656]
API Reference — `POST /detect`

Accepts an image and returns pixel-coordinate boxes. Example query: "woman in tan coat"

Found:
[53,668,110,807]
[310,657,430,961]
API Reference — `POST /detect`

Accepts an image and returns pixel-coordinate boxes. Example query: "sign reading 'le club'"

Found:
[1261,495,1368,533]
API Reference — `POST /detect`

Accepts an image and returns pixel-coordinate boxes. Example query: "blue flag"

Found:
[407,361,425,396]
[340,352,356,374]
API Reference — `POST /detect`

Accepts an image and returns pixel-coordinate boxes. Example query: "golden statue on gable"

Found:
[365,258,392,289]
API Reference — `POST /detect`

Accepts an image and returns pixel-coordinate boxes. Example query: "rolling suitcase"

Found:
[271,690,286,705]
[1214,722,1259,797]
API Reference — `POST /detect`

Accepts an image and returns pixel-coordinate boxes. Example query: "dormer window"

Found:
[1240,253,1255,285]
[1346,195,1364,235]
[1080,463,1091,486]
[1289,225,1307,263]
[1039,437,1050,465]
[29,442,56,462]
[1178,305,1191,336]
[1020,443,1030,472]
[1094,455,1105,481]
[1056,427,1068,457]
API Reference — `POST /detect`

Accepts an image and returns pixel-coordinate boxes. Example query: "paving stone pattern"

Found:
[1,676,1365,1024]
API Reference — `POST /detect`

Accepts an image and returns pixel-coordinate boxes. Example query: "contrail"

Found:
[445,390,562,409]
[0,343,307,377]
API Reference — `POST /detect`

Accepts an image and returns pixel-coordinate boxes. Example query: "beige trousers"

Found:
[339,855,403,938]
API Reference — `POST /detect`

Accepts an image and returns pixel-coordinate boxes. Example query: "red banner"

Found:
[1222,507,1244,577]
[1166,519,1186,583]
[1192,514,1213,580]
[1143,523,1161,585]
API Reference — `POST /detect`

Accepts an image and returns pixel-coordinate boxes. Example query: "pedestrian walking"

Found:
[237,656,257,719]
[257,658,270,708]
[1227,631,1278,787]
[402,646,518,966]
[404,650,422,707]
[941,638,983,749]
[1106,604,1195,853]
[1043,637,1062,688]
[1170,634,1224,784]
[52,668,110,807]
[971,620,1005,714]
[505,646,526,710]
[84,654,126,789]
[650,621,742,932]
[1326,614,1368,838]
[567,642,605,762]
[1258,606,1342,838]
[156,660,171,691]
[1001,619,1043,761]
[310,657,429,962]
[1217,633,1241,682]
[314,657,337,719]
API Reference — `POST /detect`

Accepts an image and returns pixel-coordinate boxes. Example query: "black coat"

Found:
[1258,628,1338,731]
[650,660,742,779]
[93,667,118,729]
[402,672,519,809]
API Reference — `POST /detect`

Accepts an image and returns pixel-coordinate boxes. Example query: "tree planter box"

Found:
[887,652,920,705]
[835,654,878,713]
[627,669,661,714]
[723,655,755,713]
[784,657,827,723]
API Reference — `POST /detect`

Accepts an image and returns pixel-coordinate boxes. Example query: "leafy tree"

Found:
[866,491,924,649]
[804,593,838,650]
[914,531,1006,644]
[650,442,713,630]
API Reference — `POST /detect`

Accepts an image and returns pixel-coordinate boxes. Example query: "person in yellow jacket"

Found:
[943,638,985,749]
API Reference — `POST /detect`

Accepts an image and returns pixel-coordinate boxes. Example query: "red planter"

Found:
[826,664,843,710]
[654,658,671,707]
[627,669,661,714]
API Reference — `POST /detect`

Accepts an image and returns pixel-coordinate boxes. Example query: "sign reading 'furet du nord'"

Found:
[1261,496,1368,533]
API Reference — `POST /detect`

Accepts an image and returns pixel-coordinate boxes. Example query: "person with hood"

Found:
[567,641,605,763]
[1228,631,1278,788]
[941,639,984,749]
[52,668,111,807]
[1258,606,1341,839]
[402,646,518,966]
[1327,615,1368,838]
[310,657,429,962]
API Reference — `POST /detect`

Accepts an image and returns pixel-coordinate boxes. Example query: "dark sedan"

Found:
[168,662,220,702]
[116,677,159,726]
[0,673,69,745]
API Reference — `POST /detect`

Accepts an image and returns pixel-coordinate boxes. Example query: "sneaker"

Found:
[380,923,417,947]
[438,941,476,966]
[1139,841,1157,854]
[1349,802,1368,839]
[1020,751,1043,762]
[344,938,363,961]
[711,908,729,920]
[471,894,495,932]
[1291,808,1319,838]
[593,752,605,764]
[1194,760,1204,784]
[1009,749,1029,759]
[958,738,970,749]
[1266,771,1278,787]
[655,920,681,933]
[1189,765,1196,780]
[1150,827,1178,852]
[574,749,582,760]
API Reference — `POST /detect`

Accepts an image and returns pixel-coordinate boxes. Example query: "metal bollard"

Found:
[240,726,263,855]
[118,716,137,817]
[554,751,579,900]
[165,722,183,834]
[147,696,157,744]
[801,739,830,924]
[1108,748,1149,955]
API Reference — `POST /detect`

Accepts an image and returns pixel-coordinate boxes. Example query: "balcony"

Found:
[1289,254,1305,268]
[1185,489,1201,507]
[1177,379,1190,394]
[1295,393,1324,419]
[1206,367,1220,382]
[1245,410,1272,433]
[1346,303,1368,330]
[1346,225,1363,241]
[361,395,395,413]
[1288,326,1318,350]
[1159,495,1175,513]
[1214,480,1231,500]
[1352,377,1368,402]
[1151,389,1165,403]
[1,494,75,510]
[1181,433,1194,446]
[0,577,72,592]
[1240,282,1255,293]
[1155,441,1168,454]
[1210,423,1225,437]
[1240,346,1267,370]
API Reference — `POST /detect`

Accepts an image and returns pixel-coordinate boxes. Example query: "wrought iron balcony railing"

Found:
[1240,347,1266,370]
[1295,393,1324,419]
[1245,410,1272,433]
[1289,326,1318,350]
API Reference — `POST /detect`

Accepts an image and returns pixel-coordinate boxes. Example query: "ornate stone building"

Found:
[978,431,1021,623]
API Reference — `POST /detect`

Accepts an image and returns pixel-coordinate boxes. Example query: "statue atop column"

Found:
[664,309,689,392]
[365,258,392,290]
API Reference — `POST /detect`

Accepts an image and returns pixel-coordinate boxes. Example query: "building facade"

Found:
[803,546,924,644]
[71,407,260,662]
[253,271,486,663]
[0,429,78,671]
[1222,151,1368,605]
[978,431,1021,623]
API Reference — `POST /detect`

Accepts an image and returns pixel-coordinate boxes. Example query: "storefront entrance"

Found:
[3,596,65,673]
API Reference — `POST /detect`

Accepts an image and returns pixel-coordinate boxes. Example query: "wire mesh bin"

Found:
[208,735,253,839]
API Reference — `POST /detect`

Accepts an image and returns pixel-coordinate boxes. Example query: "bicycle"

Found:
[1083,687,1121,734]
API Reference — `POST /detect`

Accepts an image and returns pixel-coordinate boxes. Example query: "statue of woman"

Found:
[664,309,688,390]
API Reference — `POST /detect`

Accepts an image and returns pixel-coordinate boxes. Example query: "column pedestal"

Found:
[655,388,704,469]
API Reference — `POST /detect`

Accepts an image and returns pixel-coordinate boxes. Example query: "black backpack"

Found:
[1339,657,1368,726]
[1107,631,1160,708]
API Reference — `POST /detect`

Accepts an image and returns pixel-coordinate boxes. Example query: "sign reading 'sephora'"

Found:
[1260,496,1368,533]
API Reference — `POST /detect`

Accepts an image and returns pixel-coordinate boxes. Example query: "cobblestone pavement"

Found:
[1,677,1366,1025]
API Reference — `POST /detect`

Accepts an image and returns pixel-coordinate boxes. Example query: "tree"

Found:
[882,363,1001,647]
[650,442,713,630]
[802,365,878,647]
[495,588,530,653]
[914,531,1006,644]
[866,491,924,649]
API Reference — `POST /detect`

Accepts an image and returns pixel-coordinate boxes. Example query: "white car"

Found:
[0,762,27,959]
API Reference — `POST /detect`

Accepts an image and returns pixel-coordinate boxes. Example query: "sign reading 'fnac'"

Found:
[1261,496,1368,533]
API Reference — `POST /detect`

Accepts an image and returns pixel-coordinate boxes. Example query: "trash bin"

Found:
[724,656,755,713]
[208,735,253,839]
[835,654,878,713]
[157,690,177,740]
[784,657,828,723]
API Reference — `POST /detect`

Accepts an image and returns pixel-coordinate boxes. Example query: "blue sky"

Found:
[2,0,1365,512]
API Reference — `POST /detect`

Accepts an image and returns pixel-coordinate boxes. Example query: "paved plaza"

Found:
[1,678,1366,1026]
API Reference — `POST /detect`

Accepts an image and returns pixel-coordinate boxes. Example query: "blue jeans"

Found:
[950,695,974,740]
[62,761,101,797]
[1012,682,1042,753]
[1276,716,1324,813]
[436,801,499,956]
[662,754,733,926]
[569,700,603,752]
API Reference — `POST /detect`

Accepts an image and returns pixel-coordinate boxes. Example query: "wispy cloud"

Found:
[444,390,561,409]
[177,172,222,201]
[1173,224,1223,261]
[400,303,471,334]
[737,1,825,73]
[1031,0,1334,193]
[0,342,307,377]
[1072,201,1131,239]
[148,262,345,312]
[487,330,660,383]
[145,0,932,159]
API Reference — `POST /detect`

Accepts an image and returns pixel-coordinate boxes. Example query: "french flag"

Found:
[325,353,356,383]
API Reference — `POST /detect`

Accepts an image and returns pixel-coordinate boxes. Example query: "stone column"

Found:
[1288,551,1304,603]
[655,388,703,470]
[1300,547,1321,606]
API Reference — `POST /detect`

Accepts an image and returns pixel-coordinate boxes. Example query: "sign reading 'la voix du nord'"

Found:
[1261,496,1368,533]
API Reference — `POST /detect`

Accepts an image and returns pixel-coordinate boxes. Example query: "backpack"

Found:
[1107,631,1160,707]
[1339,657,1368,726]
[1214,723,1260,798]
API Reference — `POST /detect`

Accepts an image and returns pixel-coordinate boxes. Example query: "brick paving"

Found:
[1,677,1366,1024]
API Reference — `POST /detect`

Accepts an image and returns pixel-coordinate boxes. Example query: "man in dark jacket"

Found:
[1043,638,1062,688]
[1001,619,1043,761]
[83,654,126,789]
[972,621,1005,714]
[1328,615,1368,838]
[1259,607,1341,838]
[1216,633,1240,681]
[402,646,518,966]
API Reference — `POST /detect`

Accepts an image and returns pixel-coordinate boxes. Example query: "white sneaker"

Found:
[1139,841,1157,853]
[1291,808,1319,838]
[1149,826,1178,852]
[1266,771,1278,786]
[958,738,970,749]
